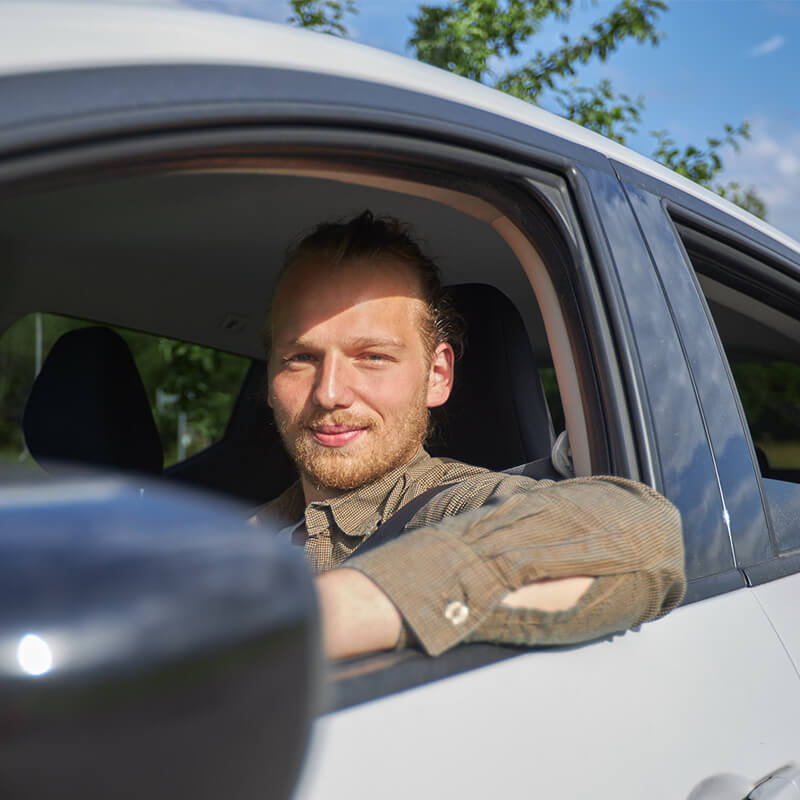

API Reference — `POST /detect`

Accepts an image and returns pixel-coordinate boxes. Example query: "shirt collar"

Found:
[307,447,432,538]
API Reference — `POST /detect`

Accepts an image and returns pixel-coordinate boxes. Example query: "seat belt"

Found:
[344,455,564,561]
[344,482,458,560]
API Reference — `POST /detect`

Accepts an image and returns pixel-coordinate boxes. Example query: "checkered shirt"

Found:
[254,448,685,656]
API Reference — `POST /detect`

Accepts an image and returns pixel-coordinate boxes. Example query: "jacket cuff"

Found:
[344,526,508,657]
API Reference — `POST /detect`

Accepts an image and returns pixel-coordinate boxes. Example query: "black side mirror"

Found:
[0,476,319,799]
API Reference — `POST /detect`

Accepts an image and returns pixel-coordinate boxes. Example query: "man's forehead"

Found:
[278,255,423,297]
[272,258,425,327]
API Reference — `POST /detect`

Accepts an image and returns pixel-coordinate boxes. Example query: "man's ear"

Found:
[426,342,454,408]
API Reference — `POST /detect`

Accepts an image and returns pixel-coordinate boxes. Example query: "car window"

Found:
[680,233,800,554]
[0,154,611,701]
[0,312,250,473]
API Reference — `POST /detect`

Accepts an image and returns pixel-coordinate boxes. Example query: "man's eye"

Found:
[285,353,315,365]
[360,353,389,363]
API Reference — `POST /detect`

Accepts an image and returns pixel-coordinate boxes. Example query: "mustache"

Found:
[301,411,376,430]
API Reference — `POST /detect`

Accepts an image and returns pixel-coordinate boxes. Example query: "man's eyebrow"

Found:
[280,335,407,350]
[343,336,406,350]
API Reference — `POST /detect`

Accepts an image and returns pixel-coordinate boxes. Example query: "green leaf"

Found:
[287,0,358,36]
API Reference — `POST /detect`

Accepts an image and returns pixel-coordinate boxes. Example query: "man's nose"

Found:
[312,353,354,409]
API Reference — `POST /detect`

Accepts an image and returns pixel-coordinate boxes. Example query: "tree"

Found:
[288,0,358,36]
[288,0,766,219]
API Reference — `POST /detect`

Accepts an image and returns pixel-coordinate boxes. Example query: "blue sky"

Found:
[346,0,800,241]
[53,0,800,241]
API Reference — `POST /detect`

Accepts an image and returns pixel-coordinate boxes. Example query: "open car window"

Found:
[0,137,623,705]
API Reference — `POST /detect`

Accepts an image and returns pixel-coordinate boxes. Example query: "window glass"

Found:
[0,313,249,473]
[688,258,800,553]
[730,360,800,479]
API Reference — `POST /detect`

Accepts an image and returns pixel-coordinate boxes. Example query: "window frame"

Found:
[0,117,654,709]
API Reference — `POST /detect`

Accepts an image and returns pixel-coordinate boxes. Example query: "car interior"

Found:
[1,164,592,483]
[0,156,602,706]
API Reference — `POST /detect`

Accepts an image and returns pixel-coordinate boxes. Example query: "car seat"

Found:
[427,283,554,470]
[164,362,295,502]
[23,326,163,475]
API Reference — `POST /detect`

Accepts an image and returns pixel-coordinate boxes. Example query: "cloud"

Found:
[748,35,785,57]
[720,117,800,242]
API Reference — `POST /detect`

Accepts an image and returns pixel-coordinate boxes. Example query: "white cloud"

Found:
[777,152,800,177]
[720,117,800,242]
[748,34,786,57]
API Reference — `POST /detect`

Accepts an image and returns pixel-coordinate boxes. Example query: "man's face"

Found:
[268,257,453,500]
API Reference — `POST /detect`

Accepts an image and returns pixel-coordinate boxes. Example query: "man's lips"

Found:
[310,424,369,447]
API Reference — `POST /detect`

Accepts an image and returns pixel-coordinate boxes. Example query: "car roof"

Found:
[1,1,799,257]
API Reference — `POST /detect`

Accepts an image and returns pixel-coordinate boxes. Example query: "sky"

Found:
[33,0,800,241]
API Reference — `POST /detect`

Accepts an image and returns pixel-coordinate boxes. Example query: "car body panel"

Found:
[299,588,800,800]
[752,572,800,676]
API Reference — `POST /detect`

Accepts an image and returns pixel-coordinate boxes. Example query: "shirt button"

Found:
[444,601,469,625]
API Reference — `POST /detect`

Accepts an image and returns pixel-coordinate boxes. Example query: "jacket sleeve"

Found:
[343,475,686,656]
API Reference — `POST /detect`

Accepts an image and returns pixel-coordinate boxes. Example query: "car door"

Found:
[301,155,800,800]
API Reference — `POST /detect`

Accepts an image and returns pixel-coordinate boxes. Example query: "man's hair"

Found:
[265,210,464,359]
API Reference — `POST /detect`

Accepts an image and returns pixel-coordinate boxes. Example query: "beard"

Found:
[274,392,429,493]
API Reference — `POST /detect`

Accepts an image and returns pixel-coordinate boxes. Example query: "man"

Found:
[254,211,685,660]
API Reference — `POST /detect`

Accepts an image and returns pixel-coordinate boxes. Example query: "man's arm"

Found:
[316,568,594,660]
[337,475,685,657]
[315,569,402,660]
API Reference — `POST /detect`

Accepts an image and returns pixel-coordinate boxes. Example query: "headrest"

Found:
[23,327,163,475]
[164,361,296,503]
[428,283,554,470]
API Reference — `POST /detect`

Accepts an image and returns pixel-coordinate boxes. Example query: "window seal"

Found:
[745,552,800,586]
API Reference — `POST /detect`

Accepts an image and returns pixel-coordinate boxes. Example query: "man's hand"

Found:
[315,569,594,660]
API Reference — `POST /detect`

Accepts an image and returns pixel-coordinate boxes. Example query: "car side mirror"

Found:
[0,476,320,800]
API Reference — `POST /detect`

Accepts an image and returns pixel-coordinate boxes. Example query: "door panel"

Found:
[301,590,800,800]
[753,572,800,677]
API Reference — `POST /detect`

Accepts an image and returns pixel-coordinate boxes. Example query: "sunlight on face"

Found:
[268,258,443,499]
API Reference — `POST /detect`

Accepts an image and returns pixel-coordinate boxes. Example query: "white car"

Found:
[2,4,800,799]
